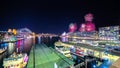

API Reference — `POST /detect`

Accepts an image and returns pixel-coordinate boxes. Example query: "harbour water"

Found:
[0,38,34,68]
[0,36,59,68]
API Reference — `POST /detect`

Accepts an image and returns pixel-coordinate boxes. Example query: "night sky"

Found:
[0,0,120,34]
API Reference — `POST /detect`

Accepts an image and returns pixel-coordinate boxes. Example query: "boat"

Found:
[3,52,28,68]
[55,46,71,58]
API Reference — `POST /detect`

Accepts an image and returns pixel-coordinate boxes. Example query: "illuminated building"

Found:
[99,26,120,40]
[8,29,12,33]
[12,29,17,35]
[61,32,68,42]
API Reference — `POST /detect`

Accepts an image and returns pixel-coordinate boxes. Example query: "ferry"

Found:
[3,52,28,68]
[55,46,71,58]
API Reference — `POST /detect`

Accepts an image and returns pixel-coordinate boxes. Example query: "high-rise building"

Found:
[99,26,120,40]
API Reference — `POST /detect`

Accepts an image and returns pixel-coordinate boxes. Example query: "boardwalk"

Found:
[27,44,74,68]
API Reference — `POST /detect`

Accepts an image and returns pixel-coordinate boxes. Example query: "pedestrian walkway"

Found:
[27,44,74,68]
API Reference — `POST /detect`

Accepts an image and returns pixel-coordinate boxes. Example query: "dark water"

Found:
[37,36,60,48]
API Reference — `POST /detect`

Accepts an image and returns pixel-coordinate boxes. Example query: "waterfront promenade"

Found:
[27,44,74,68]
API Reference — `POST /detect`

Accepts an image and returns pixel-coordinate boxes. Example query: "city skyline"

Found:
[0,0,120,34]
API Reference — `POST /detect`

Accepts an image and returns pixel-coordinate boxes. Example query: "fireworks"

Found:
[85,21,95,32]
[69,13,96,32]
[69,23,77,32]
[79,13,95,32]
[79,23,86,32]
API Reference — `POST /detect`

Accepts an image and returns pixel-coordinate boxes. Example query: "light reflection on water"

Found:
[16,38,34,54]
[0,36,58,67]
[0,38,34,67]
[8,43,15,55]
[22,38,33,53]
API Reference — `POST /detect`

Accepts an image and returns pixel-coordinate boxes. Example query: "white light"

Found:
[93,65,96,68]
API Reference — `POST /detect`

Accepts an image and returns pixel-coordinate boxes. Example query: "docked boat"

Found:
[55,46,71,58]
[3,52,28,68]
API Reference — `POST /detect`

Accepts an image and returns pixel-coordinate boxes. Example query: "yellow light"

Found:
[12,29,17,35]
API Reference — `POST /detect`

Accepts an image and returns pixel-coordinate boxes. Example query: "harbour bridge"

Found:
[16,28,33,38]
